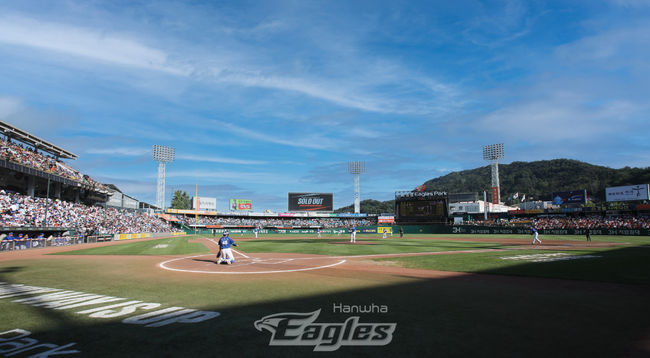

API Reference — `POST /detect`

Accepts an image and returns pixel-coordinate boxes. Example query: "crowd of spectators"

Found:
[175,214,374,228]
[459,215,650,229]
[0,138,107,191]
[1,233,82,251]
[0,191,179,234]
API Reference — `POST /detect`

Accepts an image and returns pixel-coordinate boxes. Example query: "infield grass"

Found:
[235,238,505,256]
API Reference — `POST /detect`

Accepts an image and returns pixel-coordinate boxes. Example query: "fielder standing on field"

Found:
[350,225,356,243]
[217,232,238,264]
[530,226,542,245]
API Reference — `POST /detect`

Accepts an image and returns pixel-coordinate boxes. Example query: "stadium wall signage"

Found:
[449,225,649,236]
[229,199,253,211]
[192,196,217,211]
[199,225,648,236]
[288,193,333,212]
[551,190,587,205]
[606,184,650,202]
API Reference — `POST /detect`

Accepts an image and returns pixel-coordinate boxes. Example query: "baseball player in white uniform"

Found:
[531,227,541,245]
[350,225,356,243]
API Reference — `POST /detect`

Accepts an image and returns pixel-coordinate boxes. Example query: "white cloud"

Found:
[164,169,299,184]
[212,119,341,150]
[0,14,460,116]
[0,14,187,75]
[86,148,150,156]
[176,154,267,165]
[555,24,650,67]
[86,148,266,165]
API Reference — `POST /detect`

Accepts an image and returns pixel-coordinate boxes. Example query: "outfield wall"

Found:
[185,225,649,236]
[113,231,186,241]
[446,225,649,236]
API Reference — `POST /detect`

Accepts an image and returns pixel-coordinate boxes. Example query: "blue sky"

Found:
[1,0,649,212]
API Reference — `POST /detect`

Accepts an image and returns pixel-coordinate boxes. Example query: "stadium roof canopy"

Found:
[0,121,77,160]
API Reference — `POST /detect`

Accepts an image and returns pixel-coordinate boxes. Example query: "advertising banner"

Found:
[606,184,650,202]
[449,203,481,214]
[167,209,217,215]
[377,227,393,234]
[229,199,253,211]
[337,213,368,217]
[192,197,217,211]
[377,216,395,224]
[551,190,587,205]
[491,187,499,204]
[288,193,333,212]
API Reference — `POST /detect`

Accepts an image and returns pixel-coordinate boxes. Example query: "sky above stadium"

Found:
[1,0,649,211]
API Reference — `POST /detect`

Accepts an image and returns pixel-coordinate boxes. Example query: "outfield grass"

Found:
[375,246,650,285]
[236,238,504,256]
[51,236,209,256]
[298,233,650,245]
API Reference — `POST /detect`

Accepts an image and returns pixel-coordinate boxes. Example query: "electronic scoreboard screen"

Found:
[395,198,448,223]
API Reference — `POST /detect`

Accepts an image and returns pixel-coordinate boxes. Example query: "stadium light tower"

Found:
[348,161,365,214]
[482,143,504,205]
[153,145,175,210]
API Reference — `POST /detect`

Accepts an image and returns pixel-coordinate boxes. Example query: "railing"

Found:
[0,232,183,252]
[0,236,84,251]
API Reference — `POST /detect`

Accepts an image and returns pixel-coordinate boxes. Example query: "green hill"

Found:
[335,159,650,213]
[334,199,395,214]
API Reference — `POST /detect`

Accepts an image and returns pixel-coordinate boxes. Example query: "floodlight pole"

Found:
[348,161,365,214]
[153,145,175,210]
[482,143,504,206]
[491,161,500,203]
[156,162,166,210]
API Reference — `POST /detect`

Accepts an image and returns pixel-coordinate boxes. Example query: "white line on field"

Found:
[158,255,346,274]
[232,249,250,259]
[207,238,251,258]
[298,248,505,260]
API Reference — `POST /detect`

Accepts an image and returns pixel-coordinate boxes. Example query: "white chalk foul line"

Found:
[207,238,251,259]
[158,254,346,275]
[232,248,250,259]
[293,248,506,260]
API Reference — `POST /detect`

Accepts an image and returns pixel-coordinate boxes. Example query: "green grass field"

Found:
[53,236,506,256]
[236,238,505,255]
[375,246,650,285]
[2,234,650,357]
[50,236,210,255]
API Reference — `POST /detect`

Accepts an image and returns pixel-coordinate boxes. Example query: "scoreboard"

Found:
[395,190,448,224]
[288,193,333,212]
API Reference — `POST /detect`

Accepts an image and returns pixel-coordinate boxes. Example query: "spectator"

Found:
[0,191,180,234]
[0,139,108,191]
[457,215,650,230]
[175,214,374,229]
